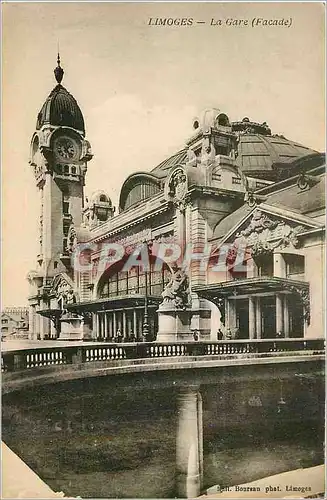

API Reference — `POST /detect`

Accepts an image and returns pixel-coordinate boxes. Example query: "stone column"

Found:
[34,312,40,340]
[255,297,262,339]
[113,312,117,337]
[176,208,186,263]
[227,300,236,331]
[108,313,112,340]
[133,309,137,334]
[123,310,127,340]
[127,313,132,338]
[38,313,45,340]
[104,313,108,340]
[274,253,286,278]
[197,391,203,485]
[176,386,203,498]
[102,314,105,338]
[96,313,101,339]
[92,313,97,339]
[276,293,283,335]
[28,305,35,340]
[283,295,290,338]
[249,297,256,339]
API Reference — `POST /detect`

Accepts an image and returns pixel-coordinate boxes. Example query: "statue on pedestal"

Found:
[161,267,191,310]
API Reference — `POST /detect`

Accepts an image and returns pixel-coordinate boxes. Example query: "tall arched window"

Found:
[97,257,171,299]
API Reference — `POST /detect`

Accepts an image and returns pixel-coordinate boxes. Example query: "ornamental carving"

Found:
[113,229,152,248]
[244,190,257,208]
[284,283,310,325]
[200,138,216,166]
[168,168,187,201]
[153,233,177,245]
[173,195,192,213]
[235,210,307,251]
[214,296,226,326]
[161,267,191,310]
[165,167,190,213]
[55,278,76,305]
[237,210,278,238]
[251,240,274,258]
[67,224,77,253]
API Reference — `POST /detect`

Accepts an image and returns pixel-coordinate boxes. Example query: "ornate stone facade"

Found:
[27,63,325,342]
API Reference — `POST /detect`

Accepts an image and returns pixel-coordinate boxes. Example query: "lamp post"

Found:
[142,269,149,341]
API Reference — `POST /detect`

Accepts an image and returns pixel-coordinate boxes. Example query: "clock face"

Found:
[54,137,79,160]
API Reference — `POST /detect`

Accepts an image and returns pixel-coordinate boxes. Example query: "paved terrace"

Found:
[1,338,325,394]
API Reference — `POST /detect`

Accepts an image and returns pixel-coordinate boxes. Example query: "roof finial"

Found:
[54,46,64,85]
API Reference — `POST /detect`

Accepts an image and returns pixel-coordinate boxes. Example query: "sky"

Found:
[2,2,325,307]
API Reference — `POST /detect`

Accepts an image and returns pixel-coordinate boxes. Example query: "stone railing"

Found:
[1,338,325,373]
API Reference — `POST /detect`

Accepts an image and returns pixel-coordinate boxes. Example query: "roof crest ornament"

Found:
[54,50,64,85]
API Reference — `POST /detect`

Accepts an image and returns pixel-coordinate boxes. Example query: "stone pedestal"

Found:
[189,295,211,340]
[157,303,192,342]
[59,316,90,341]
[176,386,203,498]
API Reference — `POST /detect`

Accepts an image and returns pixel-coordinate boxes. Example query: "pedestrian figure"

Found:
[116,329,123,343]
[225,328,232,340]
[217,328,223,340]
[193,329,200,341]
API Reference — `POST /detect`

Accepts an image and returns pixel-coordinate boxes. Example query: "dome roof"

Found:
[89,190,112,205]
[231,118,319,180]
[36,56,85,134]
[36,84,85,134]
[150,149,188,179]
[149,119,319,183]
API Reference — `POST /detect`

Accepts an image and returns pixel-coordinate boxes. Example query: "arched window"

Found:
[97,257,171,299]
[99,194,107,202]
[216,113,230,127]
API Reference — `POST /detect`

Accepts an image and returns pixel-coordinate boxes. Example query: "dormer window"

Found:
[215,113,230,127]
[193,119,199,130]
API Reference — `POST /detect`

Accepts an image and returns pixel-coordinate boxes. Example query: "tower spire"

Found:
[54,50,64,85]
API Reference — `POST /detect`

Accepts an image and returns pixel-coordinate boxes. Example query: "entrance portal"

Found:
[236,299,249,339]
[261,296,276,339]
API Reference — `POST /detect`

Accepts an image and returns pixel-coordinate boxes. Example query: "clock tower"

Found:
[28,55,93,339]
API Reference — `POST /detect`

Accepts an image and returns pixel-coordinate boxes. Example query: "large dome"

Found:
[149,118,320,182]
[36,84,85,135]
[232,119,318,180]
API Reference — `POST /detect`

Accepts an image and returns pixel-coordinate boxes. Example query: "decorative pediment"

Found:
[51,273,76,304]
[235,211,307,251]
[221,205,321,253]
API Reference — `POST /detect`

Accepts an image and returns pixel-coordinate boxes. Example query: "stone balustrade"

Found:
[1,338,325,373]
